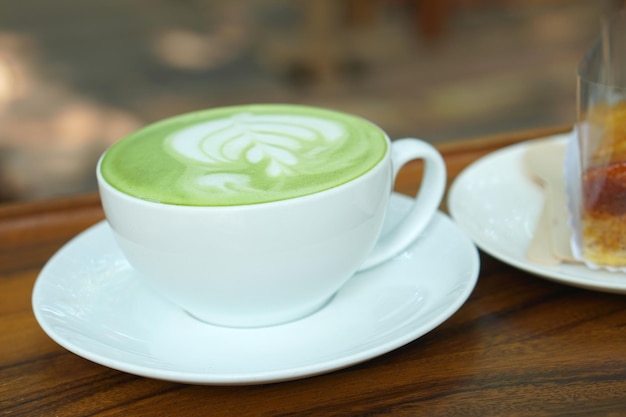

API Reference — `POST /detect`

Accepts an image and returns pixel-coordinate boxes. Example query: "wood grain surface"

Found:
[3,125,626,417]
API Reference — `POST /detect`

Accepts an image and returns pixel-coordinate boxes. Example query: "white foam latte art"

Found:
[101,104,387,205]
[195,173,254,193]
[166,113,348,192]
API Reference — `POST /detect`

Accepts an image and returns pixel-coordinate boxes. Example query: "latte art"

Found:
[100,104,388,206]
[166,113,348,193]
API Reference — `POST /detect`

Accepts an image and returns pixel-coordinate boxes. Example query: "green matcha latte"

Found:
[100,104,388,206]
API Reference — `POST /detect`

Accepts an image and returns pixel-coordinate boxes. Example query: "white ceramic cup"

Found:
[97,120,446,328]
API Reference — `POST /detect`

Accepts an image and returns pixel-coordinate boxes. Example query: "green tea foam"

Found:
[100,104,388,206]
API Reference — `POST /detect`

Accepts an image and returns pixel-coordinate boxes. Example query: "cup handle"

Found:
[358,138,447,270]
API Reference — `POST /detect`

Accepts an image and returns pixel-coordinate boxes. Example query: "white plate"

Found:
[448,132,626,294]
[32,193,479,385]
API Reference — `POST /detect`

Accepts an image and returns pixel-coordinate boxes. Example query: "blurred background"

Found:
[0,0,620,202]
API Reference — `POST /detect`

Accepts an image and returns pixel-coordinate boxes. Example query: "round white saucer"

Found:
[32,193,479,385]
[448,132,626,294]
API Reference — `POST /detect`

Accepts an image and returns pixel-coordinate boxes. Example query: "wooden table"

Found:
[2,125,626,416]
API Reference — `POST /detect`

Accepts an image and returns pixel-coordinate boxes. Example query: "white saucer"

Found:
[32,193,479,385]
[448,132,626,294]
